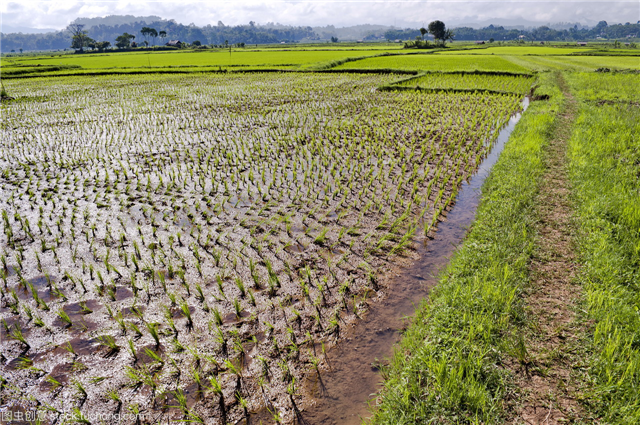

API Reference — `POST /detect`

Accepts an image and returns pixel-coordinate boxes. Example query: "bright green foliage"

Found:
[565,72,640,101]
[568,73,640,422]
[371,74,563,423]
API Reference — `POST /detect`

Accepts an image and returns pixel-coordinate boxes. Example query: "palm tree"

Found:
[149,28,158,46]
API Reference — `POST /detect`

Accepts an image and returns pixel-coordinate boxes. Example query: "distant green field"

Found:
[333,54,531,73]
[501,55,640,71]
[2,45,636,78]
[436,46,594,55]
[3,49,396,70]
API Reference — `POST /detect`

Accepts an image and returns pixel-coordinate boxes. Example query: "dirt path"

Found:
[511,74,588,424]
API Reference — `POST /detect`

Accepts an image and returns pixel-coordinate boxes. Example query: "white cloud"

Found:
[1,0,638,31]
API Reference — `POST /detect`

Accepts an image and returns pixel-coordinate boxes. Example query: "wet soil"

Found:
[0,74,526,425]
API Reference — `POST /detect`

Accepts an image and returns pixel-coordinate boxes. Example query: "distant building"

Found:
[166,40,182,47]
[475,41,485,44]
[577,42,588,46]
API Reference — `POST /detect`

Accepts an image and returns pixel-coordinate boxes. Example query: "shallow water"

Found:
[301,98,530,424]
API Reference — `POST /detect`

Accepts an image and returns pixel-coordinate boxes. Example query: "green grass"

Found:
[568,73,640,423]
[564,72,640,101]
[334,54,530,73]
[371,73,563,424]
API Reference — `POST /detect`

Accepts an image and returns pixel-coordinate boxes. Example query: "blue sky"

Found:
[1,0,638,31]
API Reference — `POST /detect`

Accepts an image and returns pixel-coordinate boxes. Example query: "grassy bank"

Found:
[567,72,640,423]
[370,73,564,423]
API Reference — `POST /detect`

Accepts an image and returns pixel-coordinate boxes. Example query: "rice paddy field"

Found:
[392,72,534,94]
[1,43,639,424]
[333,54,531,73]
[4,49,403,69]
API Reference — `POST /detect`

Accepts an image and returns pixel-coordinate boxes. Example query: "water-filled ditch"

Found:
[301,97,530,424]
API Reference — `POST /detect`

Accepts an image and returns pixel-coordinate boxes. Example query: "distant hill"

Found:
[71,15,166,29]
[0,24,57,34]
[313,24,395,41]
[450,17,596,30]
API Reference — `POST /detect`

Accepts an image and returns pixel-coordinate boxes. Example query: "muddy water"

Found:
[301,98,530,425]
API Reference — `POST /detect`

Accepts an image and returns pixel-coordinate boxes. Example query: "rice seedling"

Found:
[57,309,73,328]
[146,322,161,348]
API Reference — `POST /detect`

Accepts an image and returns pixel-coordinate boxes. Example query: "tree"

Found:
[159,30,167,44]
[148,28,158,46]
[141,27,153,45]
[115,33,135,49]
[443,28,455,44]
[330,36,338,43]
[428,20,454,45]
[67,23,90,52]
[192,40,201,46]
[95,41,111,52]
[419,27,427,40]
[428,20,446,44]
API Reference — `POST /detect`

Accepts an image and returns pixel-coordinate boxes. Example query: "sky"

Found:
[1,0,639,32]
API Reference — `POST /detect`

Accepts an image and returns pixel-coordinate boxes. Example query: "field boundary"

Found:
[369,74,565,423]
[509,72,590,423]
[377,85,526,96]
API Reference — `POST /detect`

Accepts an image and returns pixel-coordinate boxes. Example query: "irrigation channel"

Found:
[299,97,530,424]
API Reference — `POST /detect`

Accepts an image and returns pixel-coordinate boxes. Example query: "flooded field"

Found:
[1,72,526,423]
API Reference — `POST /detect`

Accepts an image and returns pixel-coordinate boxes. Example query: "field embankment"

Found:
[510,73,587,424]
[370,74,564,423]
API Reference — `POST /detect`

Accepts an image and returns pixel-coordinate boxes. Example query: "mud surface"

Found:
[1,74,524,424]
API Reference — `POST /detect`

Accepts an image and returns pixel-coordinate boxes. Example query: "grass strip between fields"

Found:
[568,78,640,422]
[370,73,565,424]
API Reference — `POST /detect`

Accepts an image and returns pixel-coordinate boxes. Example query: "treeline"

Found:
[385,21,639,42]
[451,21,639,41]
[1,19,638,53]
[0,20,316,53]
